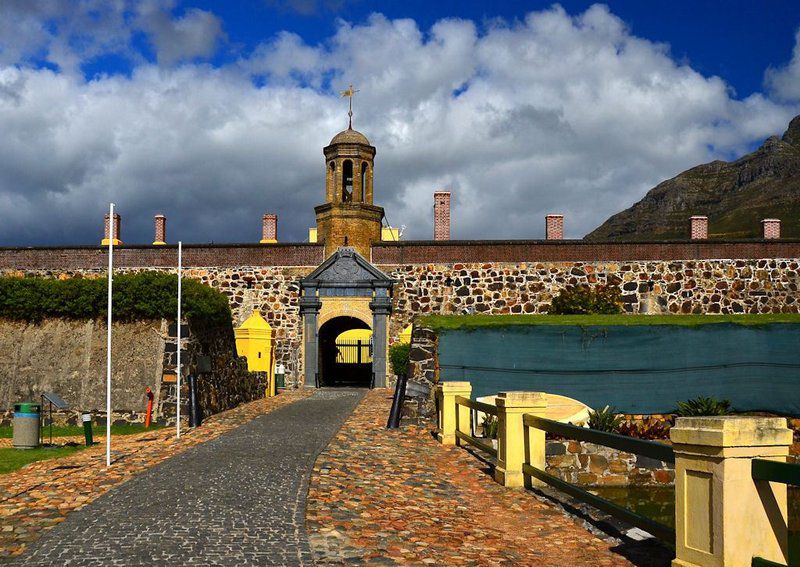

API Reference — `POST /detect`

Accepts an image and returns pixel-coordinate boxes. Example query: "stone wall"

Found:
[0,265,311,387]
[0,319,163,412]
[383,258,800,347]
[0,316,265,425]
[545,440,674,487]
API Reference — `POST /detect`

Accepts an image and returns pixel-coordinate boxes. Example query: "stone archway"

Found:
[299,247,393,389]
[318,316,372,387]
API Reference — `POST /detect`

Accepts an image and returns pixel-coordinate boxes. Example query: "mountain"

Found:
[586,115,800,241]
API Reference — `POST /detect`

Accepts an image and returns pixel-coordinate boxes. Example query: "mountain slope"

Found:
[586,115,800,241]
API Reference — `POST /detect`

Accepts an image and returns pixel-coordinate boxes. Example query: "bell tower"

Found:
[315,93,384,257]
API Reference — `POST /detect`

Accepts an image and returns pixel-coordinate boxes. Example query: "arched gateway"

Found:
[300,247,393,388]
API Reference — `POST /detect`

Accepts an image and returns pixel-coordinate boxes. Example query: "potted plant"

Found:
[482,414,499,449]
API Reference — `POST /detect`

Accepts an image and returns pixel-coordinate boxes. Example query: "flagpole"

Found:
[176,241,182,439]
[106,203,114,467]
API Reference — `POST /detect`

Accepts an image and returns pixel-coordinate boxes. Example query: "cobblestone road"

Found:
[11,389,364,566]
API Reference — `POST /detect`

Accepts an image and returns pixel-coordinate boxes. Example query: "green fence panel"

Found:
[437,324,800,414]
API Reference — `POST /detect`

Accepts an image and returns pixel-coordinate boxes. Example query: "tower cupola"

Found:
[315,90,384,257]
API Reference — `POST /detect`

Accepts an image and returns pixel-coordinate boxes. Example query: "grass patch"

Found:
[420,313,800,332]
[0,423,163,439]
[0,445,86,475]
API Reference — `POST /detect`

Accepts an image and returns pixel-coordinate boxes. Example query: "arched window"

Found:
[342,160,353,202]
[360,162,368,201]
[329,161,336,200]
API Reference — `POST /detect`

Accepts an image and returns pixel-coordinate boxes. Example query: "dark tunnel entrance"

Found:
[318,316,373,387]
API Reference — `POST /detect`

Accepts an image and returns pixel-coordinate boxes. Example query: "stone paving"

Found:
[307,390,640,566]
[0,388,314,560]
[6,388,363,566]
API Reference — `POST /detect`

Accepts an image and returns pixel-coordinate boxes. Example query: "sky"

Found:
[0,1,799,245]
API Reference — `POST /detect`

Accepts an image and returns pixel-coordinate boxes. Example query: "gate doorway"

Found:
[318,316,373,387]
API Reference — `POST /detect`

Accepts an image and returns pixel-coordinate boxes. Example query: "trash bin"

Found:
[275,364,285,389]
[13,402,41,449]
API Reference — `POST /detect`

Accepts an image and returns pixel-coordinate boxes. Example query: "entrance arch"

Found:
[300,247,394,389]
[318,316,372,387]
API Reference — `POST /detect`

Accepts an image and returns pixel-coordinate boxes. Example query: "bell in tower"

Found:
[315,93,384,257]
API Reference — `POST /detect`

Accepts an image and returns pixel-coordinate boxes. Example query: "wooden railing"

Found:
[436,381,795,567]
[522,414,675,542]
[454,396,497,457]
[751,459,800,567]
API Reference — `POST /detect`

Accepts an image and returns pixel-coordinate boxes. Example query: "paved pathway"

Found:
[307,390,642,566]
[11,389,364,566]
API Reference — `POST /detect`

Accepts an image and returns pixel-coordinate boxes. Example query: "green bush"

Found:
[550,284,623,315]
[0,272,230,326]
[482,414,498,439]
[389,342,411,377]
[587,405,624,432]
[676,396,732,417]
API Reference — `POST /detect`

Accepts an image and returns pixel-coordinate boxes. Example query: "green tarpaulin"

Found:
[438,324,800,415]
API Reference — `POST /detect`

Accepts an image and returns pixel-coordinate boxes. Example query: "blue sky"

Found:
[0,1,799,245]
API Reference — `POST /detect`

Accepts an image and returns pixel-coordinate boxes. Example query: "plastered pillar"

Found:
[370,286,392,389]
[299,288,321,389]
[435,381,472,446]
[671,416,792,567]
[494,391,547,488]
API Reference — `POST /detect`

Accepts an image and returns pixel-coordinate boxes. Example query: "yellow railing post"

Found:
[670,416,792,567]
[494,391,547,488]
[435,381,472,446]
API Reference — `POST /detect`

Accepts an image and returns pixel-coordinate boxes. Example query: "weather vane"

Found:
[339,84,359,129]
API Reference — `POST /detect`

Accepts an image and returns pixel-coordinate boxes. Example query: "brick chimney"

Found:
[690,216,708,240]
[762,218,781,239]
[153,214,166,245]
[102,213,122,246]
[545,214,564,240]
[433,191,451,240]
[261,213,277,243]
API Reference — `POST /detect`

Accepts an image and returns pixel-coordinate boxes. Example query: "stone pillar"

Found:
[299,288,321,389]
[671,416,792,567]
[435,381,472,445]
[261,213,277,243]
[690,216,708,240]
[434,191,451,240]
[370,286,392,388]
[494,391,547,488]
[153,214,166,245]
[545,214,564,240]
[762,218,781,239]
[102,213,122,246]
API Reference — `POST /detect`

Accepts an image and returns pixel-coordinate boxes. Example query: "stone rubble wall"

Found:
[4,256,799,391]
[383,259,800,347]
[545,440,674,487]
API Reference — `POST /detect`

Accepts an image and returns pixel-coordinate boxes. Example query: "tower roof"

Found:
[329,127,370,146]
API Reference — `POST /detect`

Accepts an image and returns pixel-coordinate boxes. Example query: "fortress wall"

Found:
[371,240,800,264]
[381,258,800,346]
[0,243,324,270]
[1,242,799,388]
[0,265,312,387]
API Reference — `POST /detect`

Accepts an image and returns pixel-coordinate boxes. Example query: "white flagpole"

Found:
[176,241,182,439]
[106,203,114,467]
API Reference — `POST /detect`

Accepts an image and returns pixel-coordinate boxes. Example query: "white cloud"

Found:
[766,28,800,103]
[0,4,797,246]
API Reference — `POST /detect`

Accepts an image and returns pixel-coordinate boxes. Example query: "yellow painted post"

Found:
[435,381,472,445]
[234,311,274,398]
[494,391,547,488]
[523,402,549,489]
[670,416,792,567]
[398,324,413,344]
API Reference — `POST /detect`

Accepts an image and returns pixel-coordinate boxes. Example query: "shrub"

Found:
[482,414,498,439]
[676,396,732,417]
[388,342,411,378]
[616,418,671,440]
[0,272,231,326]
[587,405,624,432]
[550,284,623,315]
